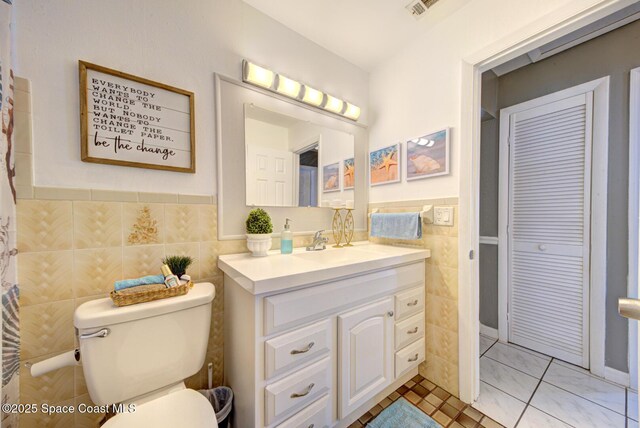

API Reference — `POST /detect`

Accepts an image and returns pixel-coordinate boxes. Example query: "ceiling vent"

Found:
[405,0,440,19]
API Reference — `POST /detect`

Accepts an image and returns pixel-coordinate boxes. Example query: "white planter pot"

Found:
[246,234,272,257]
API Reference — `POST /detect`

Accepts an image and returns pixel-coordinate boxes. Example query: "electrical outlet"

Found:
[434,206,454,226]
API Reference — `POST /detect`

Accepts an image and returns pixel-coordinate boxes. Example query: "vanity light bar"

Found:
[242,60,361,121]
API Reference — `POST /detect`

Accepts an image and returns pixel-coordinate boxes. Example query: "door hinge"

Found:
[469,250,474,260]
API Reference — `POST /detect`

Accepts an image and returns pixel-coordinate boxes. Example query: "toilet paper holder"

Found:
[25,348,81,377]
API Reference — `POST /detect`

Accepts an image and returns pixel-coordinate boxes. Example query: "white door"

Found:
[338,297,394,418]
[246,146,294,206]
[506,92,593,368]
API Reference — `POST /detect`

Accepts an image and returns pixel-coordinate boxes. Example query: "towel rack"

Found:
[368,205,434,223]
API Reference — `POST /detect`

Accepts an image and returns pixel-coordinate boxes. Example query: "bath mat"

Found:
[367,398,442,428]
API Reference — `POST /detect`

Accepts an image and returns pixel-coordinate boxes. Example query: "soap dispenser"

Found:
[281,218,293,254]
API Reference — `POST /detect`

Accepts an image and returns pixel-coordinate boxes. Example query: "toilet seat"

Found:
[103,388,218,428]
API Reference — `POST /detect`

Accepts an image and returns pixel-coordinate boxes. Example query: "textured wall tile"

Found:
[422,354,459,397]
[20,352,75,404]
[217,239,247,256]
[164,242,200,279]
[427,264,458,300]
[73,201,122,249]
[123,203,163,246]
[73,247,122,297]
[199,205,217,242]
[199,241,219,279]
[426,295,458,332]
[426,324,459,365]
[424,235,458,268]
[164,204,199,243]
[18,251,73,306]
[19,398,75,428]
[21,300,74,360]
[17,200,73,252]
[122,245,165,279]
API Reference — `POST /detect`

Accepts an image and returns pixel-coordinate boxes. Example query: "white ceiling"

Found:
[243,0,471,71]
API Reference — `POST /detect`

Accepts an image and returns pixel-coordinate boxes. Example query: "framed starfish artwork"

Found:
[406,128,450,181]
[343,158,355,190]
[369,143,400,186]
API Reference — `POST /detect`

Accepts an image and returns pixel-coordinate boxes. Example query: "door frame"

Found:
[497,78,609,372]
[628,66,640,391]
[458,0,635,403]
[293,135,322,207]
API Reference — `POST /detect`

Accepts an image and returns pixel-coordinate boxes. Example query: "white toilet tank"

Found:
[74,282,215,406]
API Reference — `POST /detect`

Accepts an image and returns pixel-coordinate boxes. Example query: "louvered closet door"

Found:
[508,92,592,367]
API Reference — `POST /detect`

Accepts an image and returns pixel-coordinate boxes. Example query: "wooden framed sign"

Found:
[79,61,195,173]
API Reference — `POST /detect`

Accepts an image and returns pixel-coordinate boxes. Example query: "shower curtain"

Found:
[0,0,19,427]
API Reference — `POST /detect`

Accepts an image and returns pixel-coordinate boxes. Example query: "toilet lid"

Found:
[103,389,218,428]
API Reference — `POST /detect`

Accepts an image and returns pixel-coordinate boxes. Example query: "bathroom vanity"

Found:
[219,243,430,428]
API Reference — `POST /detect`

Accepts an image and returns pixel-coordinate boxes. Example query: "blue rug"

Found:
[367,398,442,428]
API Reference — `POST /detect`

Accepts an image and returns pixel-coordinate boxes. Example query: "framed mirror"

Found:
[244,104,355,208]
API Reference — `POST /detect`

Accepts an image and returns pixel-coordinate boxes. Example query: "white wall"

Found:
[245,118,289,151]
[368,0,610,203]
[14,0,369,195]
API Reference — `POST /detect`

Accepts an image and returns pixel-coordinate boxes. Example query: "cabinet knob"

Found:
[538,244,547,251]
[387,311,394,317]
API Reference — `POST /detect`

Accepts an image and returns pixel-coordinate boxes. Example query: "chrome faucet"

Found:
[306,230,328,251]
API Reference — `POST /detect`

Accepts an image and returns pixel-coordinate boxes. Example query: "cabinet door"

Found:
[338,297,394,418]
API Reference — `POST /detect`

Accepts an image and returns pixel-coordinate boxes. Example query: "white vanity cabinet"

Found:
[220,244,430,428]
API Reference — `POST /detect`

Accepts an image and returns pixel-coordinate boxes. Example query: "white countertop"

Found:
[218,241,430,295]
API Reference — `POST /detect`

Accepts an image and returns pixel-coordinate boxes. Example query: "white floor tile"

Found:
[629,390,638,421]
[531,382,626,428]
[480,335,497,355]
[473,381,526,428]
[629,418,639,428]
[542,362,626,415]
[517,406,572,428]
[484,341,551,379]
[480,356,539,402]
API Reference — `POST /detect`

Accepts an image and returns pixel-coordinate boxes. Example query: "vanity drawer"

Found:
[264,262,424,334]
[395,286,424,321]
[275,393,331,428]
[395,338,425,378]
[265,320,331,379]
[395,312,424,350]
[265,356,331,426]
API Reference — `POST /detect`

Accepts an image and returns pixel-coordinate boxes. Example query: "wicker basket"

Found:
[110,281,193,307]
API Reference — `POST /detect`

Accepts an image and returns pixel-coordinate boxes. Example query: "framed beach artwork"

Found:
[406,128,450,180]
[322,162,340,192]
[369,143,400,186]
[343,158,355,190]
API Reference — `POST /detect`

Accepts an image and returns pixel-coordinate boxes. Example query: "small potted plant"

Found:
[162,255,194,279]
[246,208,273,257]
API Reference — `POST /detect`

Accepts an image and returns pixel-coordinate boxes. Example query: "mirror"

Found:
[244,104,355,208]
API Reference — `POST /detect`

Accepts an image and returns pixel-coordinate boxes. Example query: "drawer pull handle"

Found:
[408,353,419,362]
[308,425,314,428]
[291,383,315,398]
[407,299,419,307]
[407,327,419,334]
[291,341,315,355]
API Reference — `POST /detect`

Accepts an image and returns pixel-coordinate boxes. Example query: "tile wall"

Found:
[369,198,459,397]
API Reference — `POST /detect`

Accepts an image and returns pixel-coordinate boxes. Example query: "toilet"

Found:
[74,282,218,427]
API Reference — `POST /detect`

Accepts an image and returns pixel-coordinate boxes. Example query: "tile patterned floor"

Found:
[476,334,637,428]
[349,374,503,428]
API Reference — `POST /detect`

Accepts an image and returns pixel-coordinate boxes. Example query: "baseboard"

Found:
[604,366,630,387]
[480,323,499,339]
